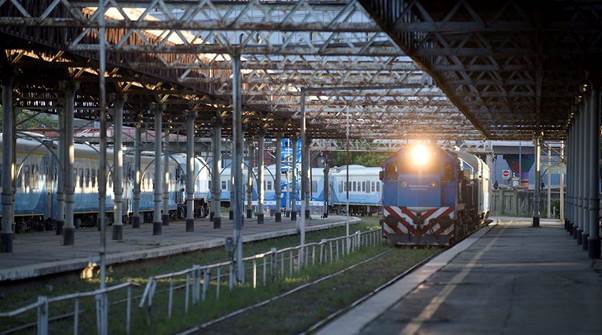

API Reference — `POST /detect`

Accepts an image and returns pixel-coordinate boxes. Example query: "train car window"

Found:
[221,180,227,191]
[17,171,22,190]
[362,181,366,192]
[371,181,376,192]
[31,164,37,187]
[384,163,398,180]
[339,181,343,193]
[267,180,273,191]
[352,181,357,192]
[311,180,318,193]
[376,182,380,192]
[92,169,96,187]
[80,169,85,188]
[85,168,90,187]
[442,163,453,182]
[22,166,29,190]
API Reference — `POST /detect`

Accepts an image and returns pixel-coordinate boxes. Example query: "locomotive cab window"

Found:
[384,163,398,180]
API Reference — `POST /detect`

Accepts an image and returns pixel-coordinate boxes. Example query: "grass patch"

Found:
[200,247,439,335]
[0,217,379,333]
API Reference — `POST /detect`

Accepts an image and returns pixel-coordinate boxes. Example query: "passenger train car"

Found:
[217,164,382,215]
[380,144,490,246]
[329,165,382,216]
[3,136,388,233]
[0,137,210,232]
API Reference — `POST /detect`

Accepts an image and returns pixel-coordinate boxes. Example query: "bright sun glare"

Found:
[410,143,431,167]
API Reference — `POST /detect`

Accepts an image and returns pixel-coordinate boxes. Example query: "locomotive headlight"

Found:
[409,143,431,167]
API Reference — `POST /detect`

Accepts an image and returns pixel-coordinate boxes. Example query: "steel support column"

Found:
[547,146,552,218]
[112,97,125,241]
[582,95,591,249]
[575,103,585,244]
[291,136,297,222]
[299,91,307,265]
[256,134,265,224]
[211,116,222,228]
[186,112,197,232]
[152,103,164,235]
[62,81,78,245]
[566,126,572,231]
[570,121,576,234]
[588,84,600,258]
[560,141,565,225]
[303,141,311,220]
[571,108,580,239]
[132,124,142,228]
[56,98,65,235]
[571,120,577,235]
[274,136,282,223]
[1,75,14,253]
[232,53,244,283]
[162,130,170,226]
[323,165,329,218]
[532,137,541,227]
[246,139,254,219]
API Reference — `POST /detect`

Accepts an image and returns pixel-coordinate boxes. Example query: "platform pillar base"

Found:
[0,233,13,253]
[162,215,169,226]
[275,212,282,223]
[532,216,540,227]
[305,210,310,220]
[246,209,253,219]
[186,219,194,232]
[112,225,123,241]
[55,220,64,235]
[577,229,583,245]
[229,210,233,220]
[153,221,162,235]
[291,211,297,221]
[63,227,75,245]
[257,213,264,224]
[132,216,141,229]
[213,217,221,229]
[588,238,601,259]
[582,233,589,250]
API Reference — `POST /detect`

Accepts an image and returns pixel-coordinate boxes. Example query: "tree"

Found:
[332,151,393,167]
[0,107,58,129]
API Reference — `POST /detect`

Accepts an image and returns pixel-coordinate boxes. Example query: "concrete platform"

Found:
[320,217,602,335]
[0,215,360,282]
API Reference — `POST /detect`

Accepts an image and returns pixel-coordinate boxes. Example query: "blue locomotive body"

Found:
[381,145,490,246]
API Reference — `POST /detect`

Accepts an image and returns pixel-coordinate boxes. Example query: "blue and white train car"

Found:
[1,137,192,231]
[329,165,382,216]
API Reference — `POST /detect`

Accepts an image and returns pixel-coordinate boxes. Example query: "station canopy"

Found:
[0,0,488,142]
[360,0,602,140]
[3,1,595,142]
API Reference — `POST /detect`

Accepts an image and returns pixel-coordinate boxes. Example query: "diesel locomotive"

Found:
[380,144,490,246]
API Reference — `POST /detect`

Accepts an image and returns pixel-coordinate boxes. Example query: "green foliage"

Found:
[332,151,393,167]
[0,106,58,129]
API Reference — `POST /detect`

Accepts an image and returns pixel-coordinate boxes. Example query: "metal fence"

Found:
[0,228,382,335]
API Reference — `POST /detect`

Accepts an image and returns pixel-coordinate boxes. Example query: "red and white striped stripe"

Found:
[383,206,455,239]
